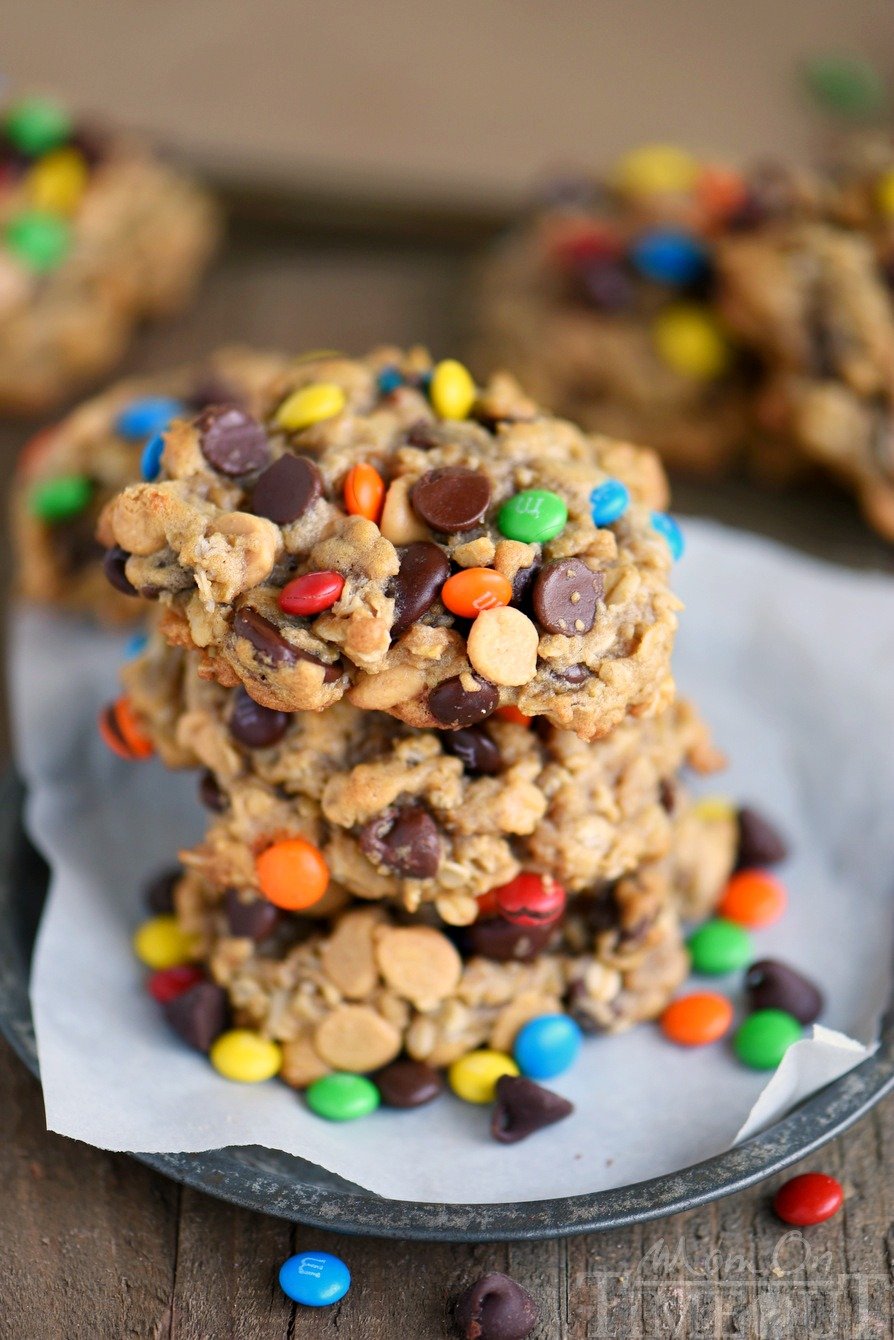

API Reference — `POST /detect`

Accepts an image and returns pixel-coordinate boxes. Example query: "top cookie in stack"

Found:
[97,347,684,741]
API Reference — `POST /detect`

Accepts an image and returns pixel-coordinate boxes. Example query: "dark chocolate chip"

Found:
[464,917,554,963]
[50,513,104,575]
[375,1059,444,1108]
[736,807,788,868]
[410,466,491,533]
[197,405,270,476]
[658,778,677,814]
[102,545,138,596]
[359,806,442,879]
[510,561,539,606]
[389,541,450,640]
[198,769,228,812]
[233,609,342,681]
[144,868,180,915]
[533,558,603,635]
[225,887,281,941]
[444,727,502,775]
[428,675,498,729]
[405,420,439,449]
[491,1074,574,1144]
[745,959,823,1025]
[250,454,323,524]
[162,982,228,1053]
[556,663,587,685]
[69,124,108,168]
[228,686,290,748]
[454,1272,539,1340]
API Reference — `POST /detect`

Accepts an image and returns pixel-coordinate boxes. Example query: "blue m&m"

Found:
[140,433,166,481]
[590,478,630,527]
[513,1014,582,1080]
[630,231,707,286]
[279,1251,351,1307]
[115,396,185,441]
[651,511,685,560]
[377,365,403,395]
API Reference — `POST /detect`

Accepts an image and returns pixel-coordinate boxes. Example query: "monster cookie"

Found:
[167,799,736,1085]
[0,95,219,412]
[98,347,682,739]
[119,628,729,925]
[13,348,287,623]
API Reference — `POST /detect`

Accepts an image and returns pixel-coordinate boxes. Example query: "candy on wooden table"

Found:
[773,1172,844,1226]
[279,1252,351,1307]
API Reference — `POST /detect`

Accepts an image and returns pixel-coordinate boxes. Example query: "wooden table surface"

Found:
[1,222,893,1340]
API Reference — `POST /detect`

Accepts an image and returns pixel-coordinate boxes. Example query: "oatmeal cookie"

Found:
[99,346,681,739]
[0,94,219,412]
[13,348,287,623]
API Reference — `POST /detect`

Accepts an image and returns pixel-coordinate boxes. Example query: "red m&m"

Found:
[773,1172,844,1226]
[489,873,566,927]
[147,965,205,1004]
[279,570,345,616]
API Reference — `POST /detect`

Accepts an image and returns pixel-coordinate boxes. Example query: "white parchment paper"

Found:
[11,520,894,1204]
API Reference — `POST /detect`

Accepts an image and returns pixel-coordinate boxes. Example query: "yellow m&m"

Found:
[275,382,346,431]
[28,149,88,215]
[614,144,699,197]
[448,1049,519,1104]
[210,1029,283,1083]
[429,359,476,420]
[653,305,730,380]
[132,916,194,971]
[693,795,737,824]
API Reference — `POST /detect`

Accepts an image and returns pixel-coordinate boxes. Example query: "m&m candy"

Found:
[653,305,730,380]
[5,98,72,155]
[733,1008,803,1070]
[255,837,329,910]
[306,1073,380,1121]
[490,873,566,927]
[718,870,787,928]
[133,916,194,971]
[448,1049,519,1103]
[28,148,88,214]
[6,211,71,272]
[28,473,92,521]
[630,231,707,286]
[209,1029,282,1082]
[773,1172,844,1226]
[115,396,185,441]
[147,964,205,1004]
[590,478,630,527]
[98,697,154,760]
[279,1251,351,1307]
[688,919,753,975]
[429,359,476,420]
[660,992,734,1046]
[279,570,345,616]
[614,144,699,197]
[140,434,166,481]
[343,462,385,522]
[651,511,685,560]
[497,490,568,544]
[513,1014,582,1080]
[441,568,512,618]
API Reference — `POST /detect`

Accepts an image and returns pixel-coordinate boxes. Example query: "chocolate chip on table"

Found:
[463,917,554,963]
[102,545,138,596]
[491,1074,574,1144]
[410,466,491,533]
[196,405,271,476]
[250,454,323,524]
[375,1058,444,1108]
[225,887,281,941]
[359,805,442,879]
[162,982,228,1053]
[228,686,290,748]
[198,769,228,812]
[454,1271,539,1340]
[389,541,451,639]
[428,675,499,728]
[444,727,502,775]
[533,558,604,635]
[745,959,824,1025]
[143,868,180,915]
[736,807,788,868]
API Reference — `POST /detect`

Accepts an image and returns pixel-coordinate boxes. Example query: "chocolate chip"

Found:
[444,727,502,775]
[197,405,270,476]
[410,466,491,533]
[144,868,180,915]
[533,558,603,635]
[186,377,245,413]
[736,807,788,868]
[198,769,228,812]
[225,887,281,941]
[250,454,323,524]
[50,513,104,575]
[405,420,439,449]
[162,982,228,1053]
[233,608,342,681]
[428,675,498,728]
[745,959,823,1025]
[228,686,290,748]
[375,1059,444,1108]
[556,663,587,685]
[389,541,450,639]
[359,806,442,879]
[511,561,539,606]
[464,917,554,962]
[658,778,677,814]
[102,545,138,596]
[454,1272,539,1340]
[491,1074,574,1144]
[577,258,634,311]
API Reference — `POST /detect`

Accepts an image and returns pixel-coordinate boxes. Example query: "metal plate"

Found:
[2,770,892,1242]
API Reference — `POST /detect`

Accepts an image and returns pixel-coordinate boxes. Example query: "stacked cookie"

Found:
[470,143,894,538]
[89,346,738,1107]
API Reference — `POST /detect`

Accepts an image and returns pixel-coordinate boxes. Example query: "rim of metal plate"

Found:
[2,768,892,1241]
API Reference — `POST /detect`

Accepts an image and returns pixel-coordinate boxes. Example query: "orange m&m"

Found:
[255,837,329,910]
[660,992,734,1046]
[98,697,154,761]
[495,705,531,726]
[717,870,787,928]
[344,462,385,523]
[441,568,512,619]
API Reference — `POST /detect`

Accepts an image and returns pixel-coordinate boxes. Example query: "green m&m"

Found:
[497,489,567,544]
[804,55,886,120]
[4,98,72,156]
[734,1008,803,1070]
[306,1072,380,1121]
[6,211,71,273]
[29,474,92,522]
[687,918,753,975]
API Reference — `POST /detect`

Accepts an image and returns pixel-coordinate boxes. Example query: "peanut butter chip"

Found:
[280,1034,332,1089]
[319,909,381,999]
[466,606,539,686]
[314,1005,402,1072]
[374,926,462,1009]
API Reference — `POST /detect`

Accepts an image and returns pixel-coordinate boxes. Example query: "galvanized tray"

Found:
[2,769,891,1241]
